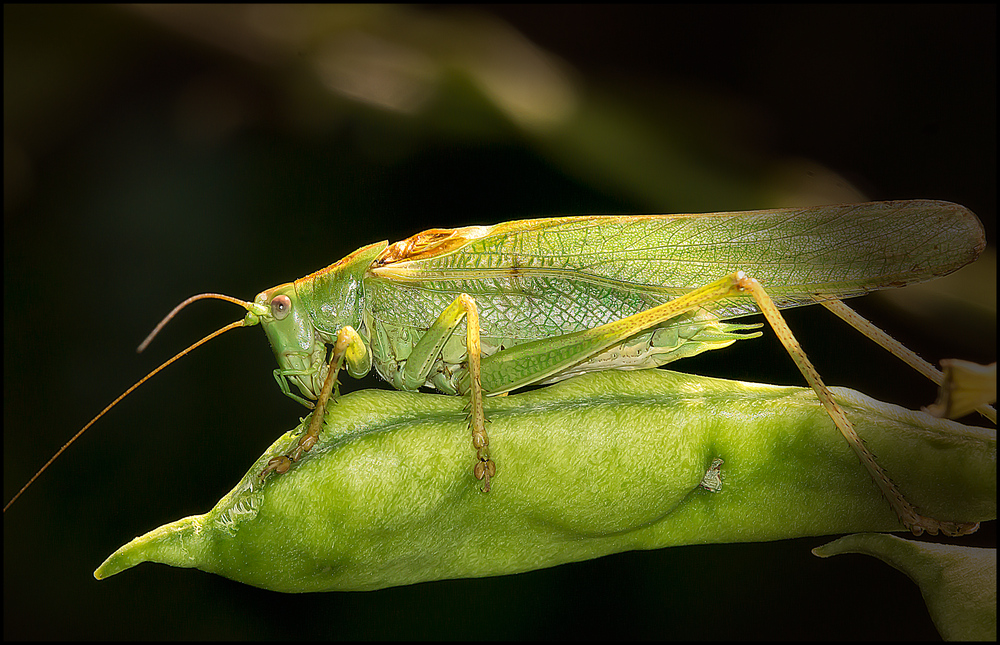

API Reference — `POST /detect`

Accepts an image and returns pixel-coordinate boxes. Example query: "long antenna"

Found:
[5,293,259,513]
[138,293,255,352]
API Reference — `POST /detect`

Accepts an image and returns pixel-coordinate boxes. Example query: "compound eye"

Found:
[270,295,292,320]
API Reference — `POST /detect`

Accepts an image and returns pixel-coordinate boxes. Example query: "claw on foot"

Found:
[259,455,292,482]
[907,516,980,537]
[469,419,495,491]
[474,457,496,492]
[259,428,323,482]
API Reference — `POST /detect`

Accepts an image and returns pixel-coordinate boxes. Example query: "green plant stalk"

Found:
[95,369,995,593]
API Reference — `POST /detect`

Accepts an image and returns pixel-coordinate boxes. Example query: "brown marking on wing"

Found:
[374,227,485,266]
[506,255,527,295]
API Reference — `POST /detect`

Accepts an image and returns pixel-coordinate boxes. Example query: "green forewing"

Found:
[366,200,983,341]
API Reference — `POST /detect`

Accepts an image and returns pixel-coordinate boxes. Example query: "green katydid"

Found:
[4,200,992,537]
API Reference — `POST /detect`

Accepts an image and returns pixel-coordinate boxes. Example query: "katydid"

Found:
[4,200,991,536]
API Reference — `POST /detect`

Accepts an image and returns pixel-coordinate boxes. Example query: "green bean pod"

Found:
[813,533,996,640]
[95,370,995,593]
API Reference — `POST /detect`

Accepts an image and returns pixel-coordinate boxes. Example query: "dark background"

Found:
[5,5,994,639]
